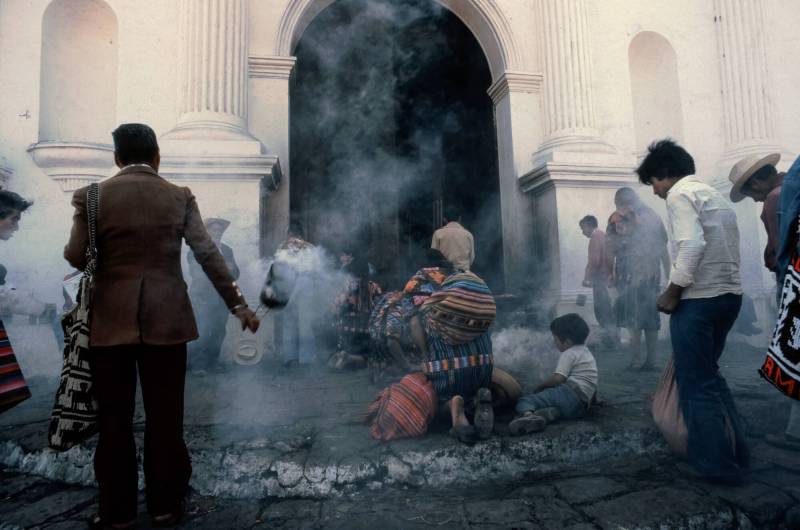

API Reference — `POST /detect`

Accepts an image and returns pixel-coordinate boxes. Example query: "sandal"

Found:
[449,424,478,445]
[473,388,494,440]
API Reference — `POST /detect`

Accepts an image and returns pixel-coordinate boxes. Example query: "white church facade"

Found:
[1,0,798,355]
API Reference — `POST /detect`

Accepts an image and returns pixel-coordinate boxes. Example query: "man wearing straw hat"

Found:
[188,217,240,374]
[731,152,800,453]
[728,152,785,275]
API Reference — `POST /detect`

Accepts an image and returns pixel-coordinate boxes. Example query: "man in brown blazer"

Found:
[64,123,260,529]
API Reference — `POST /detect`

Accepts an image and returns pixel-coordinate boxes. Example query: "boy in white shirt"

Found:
[510,314,598,435]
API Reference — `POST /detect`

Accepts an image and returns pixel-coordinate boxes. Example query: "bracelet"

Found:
[231,303,248,314]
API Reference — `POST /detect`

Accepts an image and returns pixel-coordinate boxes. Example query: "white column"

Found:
[488,72,543,287]
[170,0,250,139]
[0,157,12,189]
[536,0,610,153]
[526,1,636,310]
[714,0,779,158]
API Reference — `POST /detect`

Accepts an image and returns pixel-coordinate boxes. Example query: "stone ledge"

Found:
[0,422,667,500]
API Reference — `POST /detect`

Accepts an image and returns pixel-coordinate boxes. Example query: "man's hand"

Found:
[657,283,684,314]
[234,307,260,333]
[582,280,592,288]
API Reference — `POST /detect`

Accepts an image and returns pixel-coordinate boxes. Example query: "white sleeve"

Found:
[667,192,706,288]
[554,350,574,378]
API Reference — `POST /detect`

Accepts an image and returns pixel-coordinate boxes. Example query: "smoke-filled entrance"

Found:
[289,0,503,290]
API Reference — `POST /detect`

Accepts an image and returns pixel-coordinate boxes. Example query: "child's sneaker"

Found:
[473,387,494,440]
[536,407,562,424]
[509,412,546,436]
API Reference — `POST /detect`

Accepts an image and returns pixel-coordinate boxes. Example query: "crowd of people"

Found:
[0,125,799,527]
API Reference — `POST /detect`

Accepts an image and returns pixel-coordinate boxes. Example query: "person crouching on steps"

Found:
[510,314,598,435]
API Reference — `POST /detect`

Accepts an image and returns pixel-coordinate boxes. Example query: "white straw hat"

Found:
[728,153,781,203]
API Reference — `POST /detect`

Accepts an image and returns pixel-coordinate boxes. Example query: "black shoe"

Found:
[88,514,136,530]
[509,413,547,436]
[152,507,183,528]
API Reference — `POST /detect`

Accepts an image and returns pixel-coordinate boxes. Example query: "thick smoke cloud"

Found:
[290,0,502,288]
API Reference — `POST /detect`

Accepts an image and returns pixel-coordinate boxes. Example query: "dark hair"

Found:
[636,138,695,185]
[112,123,159,166]
[614,187,639,207]
[0,264,6,285]
[750,164,778,182]
[579,215,598,229]
[550,313,590,345]
[444,205,461,222]
[288,216,305,239]
[345,255,370,278]
[0,190,32,220]
[424,248,453,271]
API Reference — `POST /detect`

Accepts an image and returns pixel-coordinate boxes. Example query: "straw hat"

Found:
[728,153,781,203]
[205,217,231,231]
[232,338,263,365]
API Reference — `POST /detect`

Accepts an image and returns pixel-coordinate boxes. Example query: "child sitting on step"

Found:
[509,313,598,435]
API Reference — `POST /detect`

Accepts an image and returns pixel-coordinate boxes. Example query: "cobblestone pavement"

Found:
[1,335,799,529]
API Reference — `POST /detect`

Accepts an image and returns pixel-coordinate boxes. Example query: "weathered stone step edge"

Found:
[0,427,668,500]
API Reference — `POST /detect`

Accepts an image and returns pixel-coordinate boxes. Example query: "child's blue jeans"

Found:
[516,384,587,420]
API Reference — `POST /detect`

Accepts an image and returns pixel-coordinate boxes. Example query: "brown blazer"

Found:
[64,164,246,347]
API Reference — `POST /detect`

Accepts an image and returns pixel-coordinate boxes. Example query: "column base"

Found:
[535,132,617,158]
[27,141,115,192]
[522,149,638,194]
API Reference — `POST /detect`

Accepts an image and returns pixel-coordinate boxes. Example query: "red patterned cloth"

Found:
[364,373,437,441]
[0,318,31,414]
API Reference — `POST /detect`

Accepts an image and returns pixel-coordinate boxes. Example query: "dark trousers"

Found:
[91,344,191,523]
[670,293,749,479]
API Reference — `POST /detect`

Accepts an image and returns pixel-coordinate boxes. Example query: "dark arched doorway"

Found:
[290,0,503,290]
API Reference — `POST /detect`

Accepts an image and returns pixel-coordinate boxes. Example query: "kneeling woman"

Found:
[366,270,497,444]
[417,270,496,443]
[366,249,453,381]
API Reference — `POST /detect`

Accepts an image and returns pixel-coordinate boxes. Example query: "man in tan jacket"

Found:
[64,123,259,529]
[431,205,474,271]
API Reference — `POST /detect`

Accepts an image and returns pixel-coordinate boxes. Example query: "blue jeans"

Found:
[516,384,587,420]
[670,293,749,478]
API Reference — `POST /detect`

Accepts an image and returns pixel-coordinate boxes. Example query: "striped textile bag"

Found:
[0,319,31,413]
[364,372,437,441]
[48,183,99,451]
[420,271,496,345]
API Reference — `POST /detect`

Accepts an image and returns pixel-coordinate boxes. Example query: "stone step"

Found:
[1,413,667,500]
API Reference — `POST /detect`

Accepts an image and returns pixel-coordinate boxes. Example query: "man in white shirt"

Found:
[431,206,474,271]
[637,139,749,485]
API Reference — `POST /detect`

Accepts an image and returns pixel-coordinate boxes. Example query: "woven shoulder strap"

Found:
[85,183,100,274]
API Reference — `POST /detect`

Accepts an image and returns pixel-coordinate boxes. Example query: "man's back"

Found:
[431,221,474,271]
[64,164,242,346]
